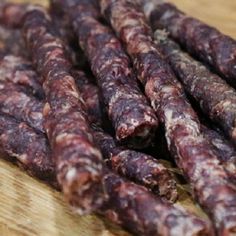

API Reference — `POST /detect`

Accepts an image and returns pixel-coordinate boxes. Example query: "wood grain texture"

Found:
[0,159,130,236]
[0,0,236,235]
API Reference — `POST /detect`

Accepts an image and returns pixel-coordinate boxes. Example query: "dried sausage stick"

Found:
[0,82,44,133]
[73,69,178,202]
[100,172,211,236]
[100,0,236,233]
[61,0,158,148]
[154,30,236,146]
[0,55,44,98]
[93,128,178,202]
[22,5,107,215]
[202,125,236,183]
[139,0,236,86]
[0,113,57,188]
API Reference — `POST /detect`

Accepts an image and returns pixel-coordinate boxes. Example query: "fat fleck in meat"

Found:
[58,0,158,148]
[100,0,236,233]
[154,30,236,147]
[22,5,107,215]
[139,0,236,87]
[0,113,57,188]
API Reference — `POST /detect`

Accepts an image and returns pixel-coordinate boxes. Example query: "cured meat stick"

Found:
[0,82,44,133]
[22,5,107,215]
[139,0,236,86]
[100,0,236,233]
[100,172,211,236]
[93,128,178,202]
[0,113,57,188]
[0,55,44,98]
[154,30,236,146]
[202,126,236,183]
[60,0,158,148]
[73,70,178,202]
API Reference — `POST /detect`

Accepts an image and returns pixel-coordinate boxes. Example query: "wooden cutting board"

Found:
[1,0,236,235]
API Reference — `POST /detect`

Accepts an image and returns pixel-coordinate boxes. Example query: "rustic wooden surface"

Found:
[1,0,236,235]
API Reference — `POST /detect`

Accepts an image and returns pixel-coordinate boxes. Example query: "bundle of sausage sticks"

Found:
[0,0,236,235]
